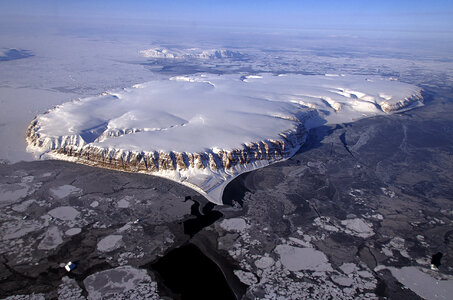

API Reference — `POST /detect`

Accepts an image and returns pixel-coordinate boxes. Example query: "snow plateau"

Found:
[26,74,422,204]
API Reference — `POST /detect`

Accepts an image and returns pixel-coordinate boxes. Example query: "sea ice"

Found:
[0,183,30,207]
[117,198,130,208]
[11,199,37,212]
[97,234,123,252]
[3,220,43,240]
[50,185,82,199]
[340,218,375,238]
[255,256,275,269]
[274,244,333,272]
[233,270,258,285]
[380,266,453,300]
[38,226,63,250]
[48,206,80,221]
[340,263,358,274]
[65,228,82,236]
[332,275,354,287]
[220,218,250,232]
[83,265,159,299]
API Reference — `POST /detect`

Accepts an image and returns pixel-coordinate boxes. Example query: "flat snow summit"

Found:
[26,74,422,203]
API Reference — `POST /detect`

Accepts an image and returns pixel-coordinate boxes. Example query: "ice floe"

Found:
[97,234,123,252]
[376,265,453,300]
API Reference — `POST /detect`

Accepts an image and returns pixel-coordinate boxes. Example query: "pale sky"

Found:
[1,0,453,32]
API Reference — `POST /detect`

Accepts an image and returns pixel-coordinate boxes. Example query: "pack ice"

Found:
[26,74,422,204]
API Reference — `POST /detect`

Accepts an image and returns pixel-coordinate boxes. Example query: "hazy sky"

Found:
[1,0,453,32]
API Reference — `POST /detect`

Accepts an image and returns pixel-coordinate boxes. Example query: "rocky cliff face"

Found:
[27,122,304,173]
[26,119,307,203]
[379,94,424,113]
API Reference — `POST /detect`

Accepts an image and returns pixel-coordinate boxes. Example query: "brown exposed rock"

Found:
[25,118,307,177]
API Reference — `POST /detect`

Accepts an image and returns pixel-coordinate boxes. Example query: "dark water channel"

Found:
[150,243,236,300]
[183,197,223,237]
[431,252,443,268]
[222,172,251,206]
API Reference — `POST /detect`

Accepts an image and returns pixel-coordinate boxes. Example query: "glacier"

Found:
[26,74,423,204]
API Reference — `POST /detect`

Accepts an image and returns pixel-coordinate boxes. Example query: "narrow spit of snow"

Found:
[27,74,422,204]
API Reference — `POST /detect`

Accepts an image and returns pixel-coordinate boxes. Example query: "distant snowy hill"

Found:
[0,48,33,61]
[140,48,244,59]
[26,74,422,204]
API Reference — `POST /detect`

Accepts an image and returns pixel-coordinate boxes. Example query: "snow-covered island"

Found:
[139,47,244,59]
[26,74,422,204]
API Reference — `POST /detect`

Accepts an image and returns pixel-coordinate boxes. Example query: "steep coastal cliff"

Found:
[25,74,423,203]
